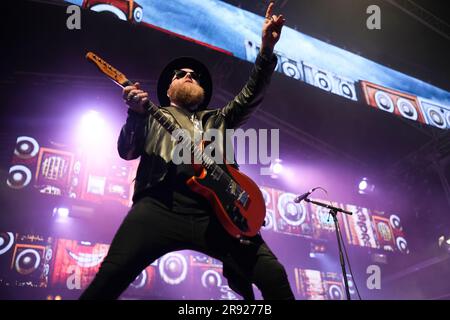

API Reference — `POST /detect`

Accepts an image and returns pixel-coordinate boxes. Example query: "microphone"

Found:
[294,188,314,203]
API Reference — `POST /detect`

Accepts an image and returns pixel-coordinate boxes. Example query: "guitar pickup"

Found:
[210,166,223,181]
[226,181,238,196]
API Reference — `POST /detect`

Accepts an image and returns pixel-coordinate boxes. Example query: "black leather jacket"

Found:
[117,51,277,299]
[118,51,277,203]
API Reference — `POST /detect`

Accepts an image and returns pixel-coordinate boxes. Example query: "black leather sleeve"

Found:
[117,109,148,160]
[220,49,278,129]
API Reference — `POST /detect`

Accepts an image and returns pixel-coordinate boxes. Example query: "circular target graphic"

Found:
[396,236,409,253]
[281,60,301,80]
[201,269,222,289]
[0,232,14,255]
[133,7,143,23]
[427,108,446,128]
[277,193,306,226]
[15,249,41,275]
[315,72,332,91]
[389,214,402,230]
[375,91,394,112]
[340,82,355,99]
[397,98,418,120]
[328,284,344,300]
[14,136,39,159]
[7,165,32,189]
[159,253,188,285]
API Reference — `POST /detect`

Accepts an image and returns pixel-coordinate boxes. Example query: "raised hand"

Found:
[261,1,286,52]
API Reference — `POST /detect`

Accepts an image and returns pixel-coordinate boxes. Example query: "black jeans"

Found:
[79,196,294,300]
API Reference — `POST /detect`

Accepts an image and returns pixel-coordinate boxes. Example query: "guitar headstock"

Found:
[86,52,129,87]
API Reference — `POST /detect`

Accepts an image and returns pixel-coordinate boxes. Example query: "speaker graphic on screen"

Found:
[83,0,144,24]
[7,136,40,189]
[274,192,313,237]
[359,80,426,124]
[158,252,188,286]
[277,55,304,81]
[417,97,450,130]
[0,232,15,285]
[303,62,357,101]
[35,148,74,196]
[388,214,409,254]
[260,187,275,231]
[325,281,345,300]
[9,234,52,288]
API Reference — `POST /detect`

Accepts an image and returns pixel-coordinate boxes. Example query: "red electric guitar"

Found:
[86,52,266,238]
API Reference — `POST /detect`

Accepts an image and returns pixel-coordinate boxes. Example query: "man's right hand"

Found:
[122,82,149,114]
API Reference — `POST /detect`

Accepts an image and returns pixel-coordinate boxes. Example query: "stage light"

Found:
[269,159,283,178]
[371,253,388,264]
[358,177,375,194]
[77,110,111,150]
[53,207,69,219]
[81,110,104,131]
[309,242,327,258]
[438,235,450,253]
[358,179,368,191]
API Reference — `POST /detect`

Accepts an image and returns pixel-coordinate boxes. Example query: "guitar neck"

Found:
[86,53,222,174]
[122,80,178,135]
[122,80,216,170]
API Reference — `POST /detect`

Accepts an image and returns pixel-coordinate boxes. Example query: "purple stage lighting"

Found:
[438,235,450,253]
[358,177,375,194]
[53,207,70,219]
[270,159,283,179]
[77,110,112,150]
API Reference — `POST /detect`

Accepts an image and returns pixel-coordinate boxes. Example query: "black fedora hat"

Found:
[157,57,212,110]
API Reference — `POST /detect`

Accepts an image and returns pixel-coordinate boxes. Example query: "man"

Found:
[80,2,294,300]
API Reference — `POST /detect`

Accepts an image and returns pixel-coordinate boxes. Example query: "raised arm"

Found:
[220,1,285,129]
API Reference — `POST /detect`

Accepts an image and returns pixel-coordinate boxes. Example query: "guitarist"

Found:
[81,2,294,300]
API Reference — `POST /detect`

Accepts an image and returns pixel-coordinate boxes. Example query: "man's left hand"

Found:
[261,1,286,53]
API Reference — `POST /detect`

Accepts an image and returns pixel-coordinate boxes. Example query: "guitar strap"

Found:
[165,106,204,147]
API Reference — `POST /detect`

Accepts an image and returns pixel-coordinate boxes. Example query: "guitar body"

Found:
[187,163,266,238]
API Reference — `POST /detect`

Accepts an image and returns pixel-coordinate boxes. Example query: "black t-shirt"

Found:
[146,106,212,215]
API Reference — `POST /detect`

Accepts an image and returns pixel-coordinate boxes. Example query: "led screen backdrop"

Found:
[66,0,450,129]
[6,134,410,254]
[0,230,403,300]
[7,135,138,207]
[3,134,410,299]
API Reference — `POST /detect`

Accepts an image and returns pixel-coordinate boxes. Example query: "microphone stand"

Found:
[303,197,353,300]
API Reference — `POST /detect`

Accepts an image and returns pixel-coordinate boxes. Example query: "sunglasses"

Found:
[173,69,201,82]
